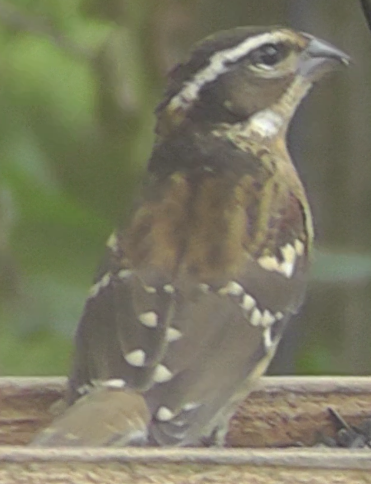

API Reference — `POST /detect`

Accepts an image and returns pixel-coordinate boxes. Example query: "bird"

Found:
[31,26,349,447]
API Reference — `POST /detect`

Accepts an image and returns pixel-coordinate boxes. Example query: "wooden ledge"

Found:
[0,447,370,484]
[0,446,371,468]
[0,376,370,483]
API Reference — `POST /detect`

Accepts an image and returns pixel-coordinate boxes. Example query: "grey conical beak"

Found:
[298,34,350,80]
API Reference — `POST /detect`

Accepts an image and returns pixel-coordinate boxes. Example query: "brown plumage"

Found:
[32,26,349,447]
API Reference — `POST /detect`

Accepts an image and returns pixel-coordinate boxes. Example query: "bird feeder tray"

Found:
[0,376,370,483]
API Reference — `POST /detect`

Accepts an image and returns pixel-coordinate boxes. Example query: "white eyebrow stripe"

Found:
[168,31,290,112]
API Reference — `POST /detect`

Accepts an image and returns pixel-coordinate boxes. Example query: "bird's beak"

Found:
[298,34,350,81]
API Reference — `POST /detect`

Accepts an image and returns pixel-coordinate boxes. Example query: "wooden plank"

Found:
[229,376,371,447]
[1,376,370,447]
[0,377,370,483]
[0,447,370,483]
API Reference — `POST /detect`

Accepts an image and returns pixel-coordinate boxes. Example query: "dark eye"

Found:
[250,42,288,68]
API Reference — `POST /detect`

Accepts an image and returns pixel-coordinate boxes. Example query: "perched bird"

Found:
[32,26,349,447]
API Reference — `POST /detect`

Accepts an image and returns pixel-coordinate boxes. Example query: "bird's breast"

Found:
[125,171,255,284]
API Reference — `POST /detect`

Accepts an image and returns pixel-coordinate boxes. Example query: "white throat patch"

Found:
[247,110,283,138]
[246,75,312,140]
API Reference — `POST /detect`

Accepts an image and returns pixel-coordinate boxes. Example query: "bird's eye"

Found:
[250,42,288,69]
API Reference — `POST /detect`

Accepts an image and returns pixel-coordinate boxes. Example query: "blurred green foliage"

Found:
[0,0,164,374]
[0,0,370,376]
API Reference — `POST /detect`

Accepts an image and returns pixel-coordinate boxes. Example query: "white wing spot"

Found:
[153,364,173,383]
[257,255,280,272]
[281,260,295,278]
[203,166,214,173]
[98,273,110,288]
[88,273,111,298]
[125,349,146,367]
[76,383,92,396]
[261,310,276,327]
[275,311,284,320]
[106,232,118,251]
[156,406,175,421]
[263,327,273,350]
[218,281,244,296]
[250,308,262,326]
[166,327,183,343]
[258,243,298,279]
[139,311,158,328]
[143,285,157,294]
[118,269,132,280]
[281,243,296,277]
[241,293,256,311]
[281,243,296,264]
[295,239,305,257]
[163,284,175,294]
[182,402,201,412]
[199,283,210,293]
[170,419,187,428]
[103,379,126,389]
[65,432,79,441]
[88,284,99,299]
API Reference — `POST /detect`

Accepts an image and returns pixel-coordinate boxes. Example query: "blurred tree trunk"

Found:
[289,0,371,374]
[195,0,291,36]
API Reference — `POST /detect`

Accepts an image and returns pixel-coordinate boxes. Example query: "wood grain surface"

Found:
[0,376,370,483]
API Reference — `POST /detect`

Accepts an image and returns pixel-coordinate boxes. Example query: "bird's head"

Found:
[156,27,350,137]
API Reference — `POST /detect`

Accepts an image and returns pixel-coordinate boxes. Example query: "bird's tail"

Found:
[30,382,150,447]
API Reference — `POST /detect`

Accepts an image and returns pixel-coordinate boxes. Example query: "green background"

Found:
[0,0,370,377]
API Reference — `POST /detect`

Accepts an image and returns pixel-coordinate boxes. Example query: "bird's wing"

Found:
[68,173,191,402]
[32,383,151,447]
[32,181,186,446]
[145,176,312,445]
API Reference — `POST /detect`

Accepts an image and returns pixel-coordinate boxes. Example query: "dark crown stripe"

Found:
[167,30,290,113]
